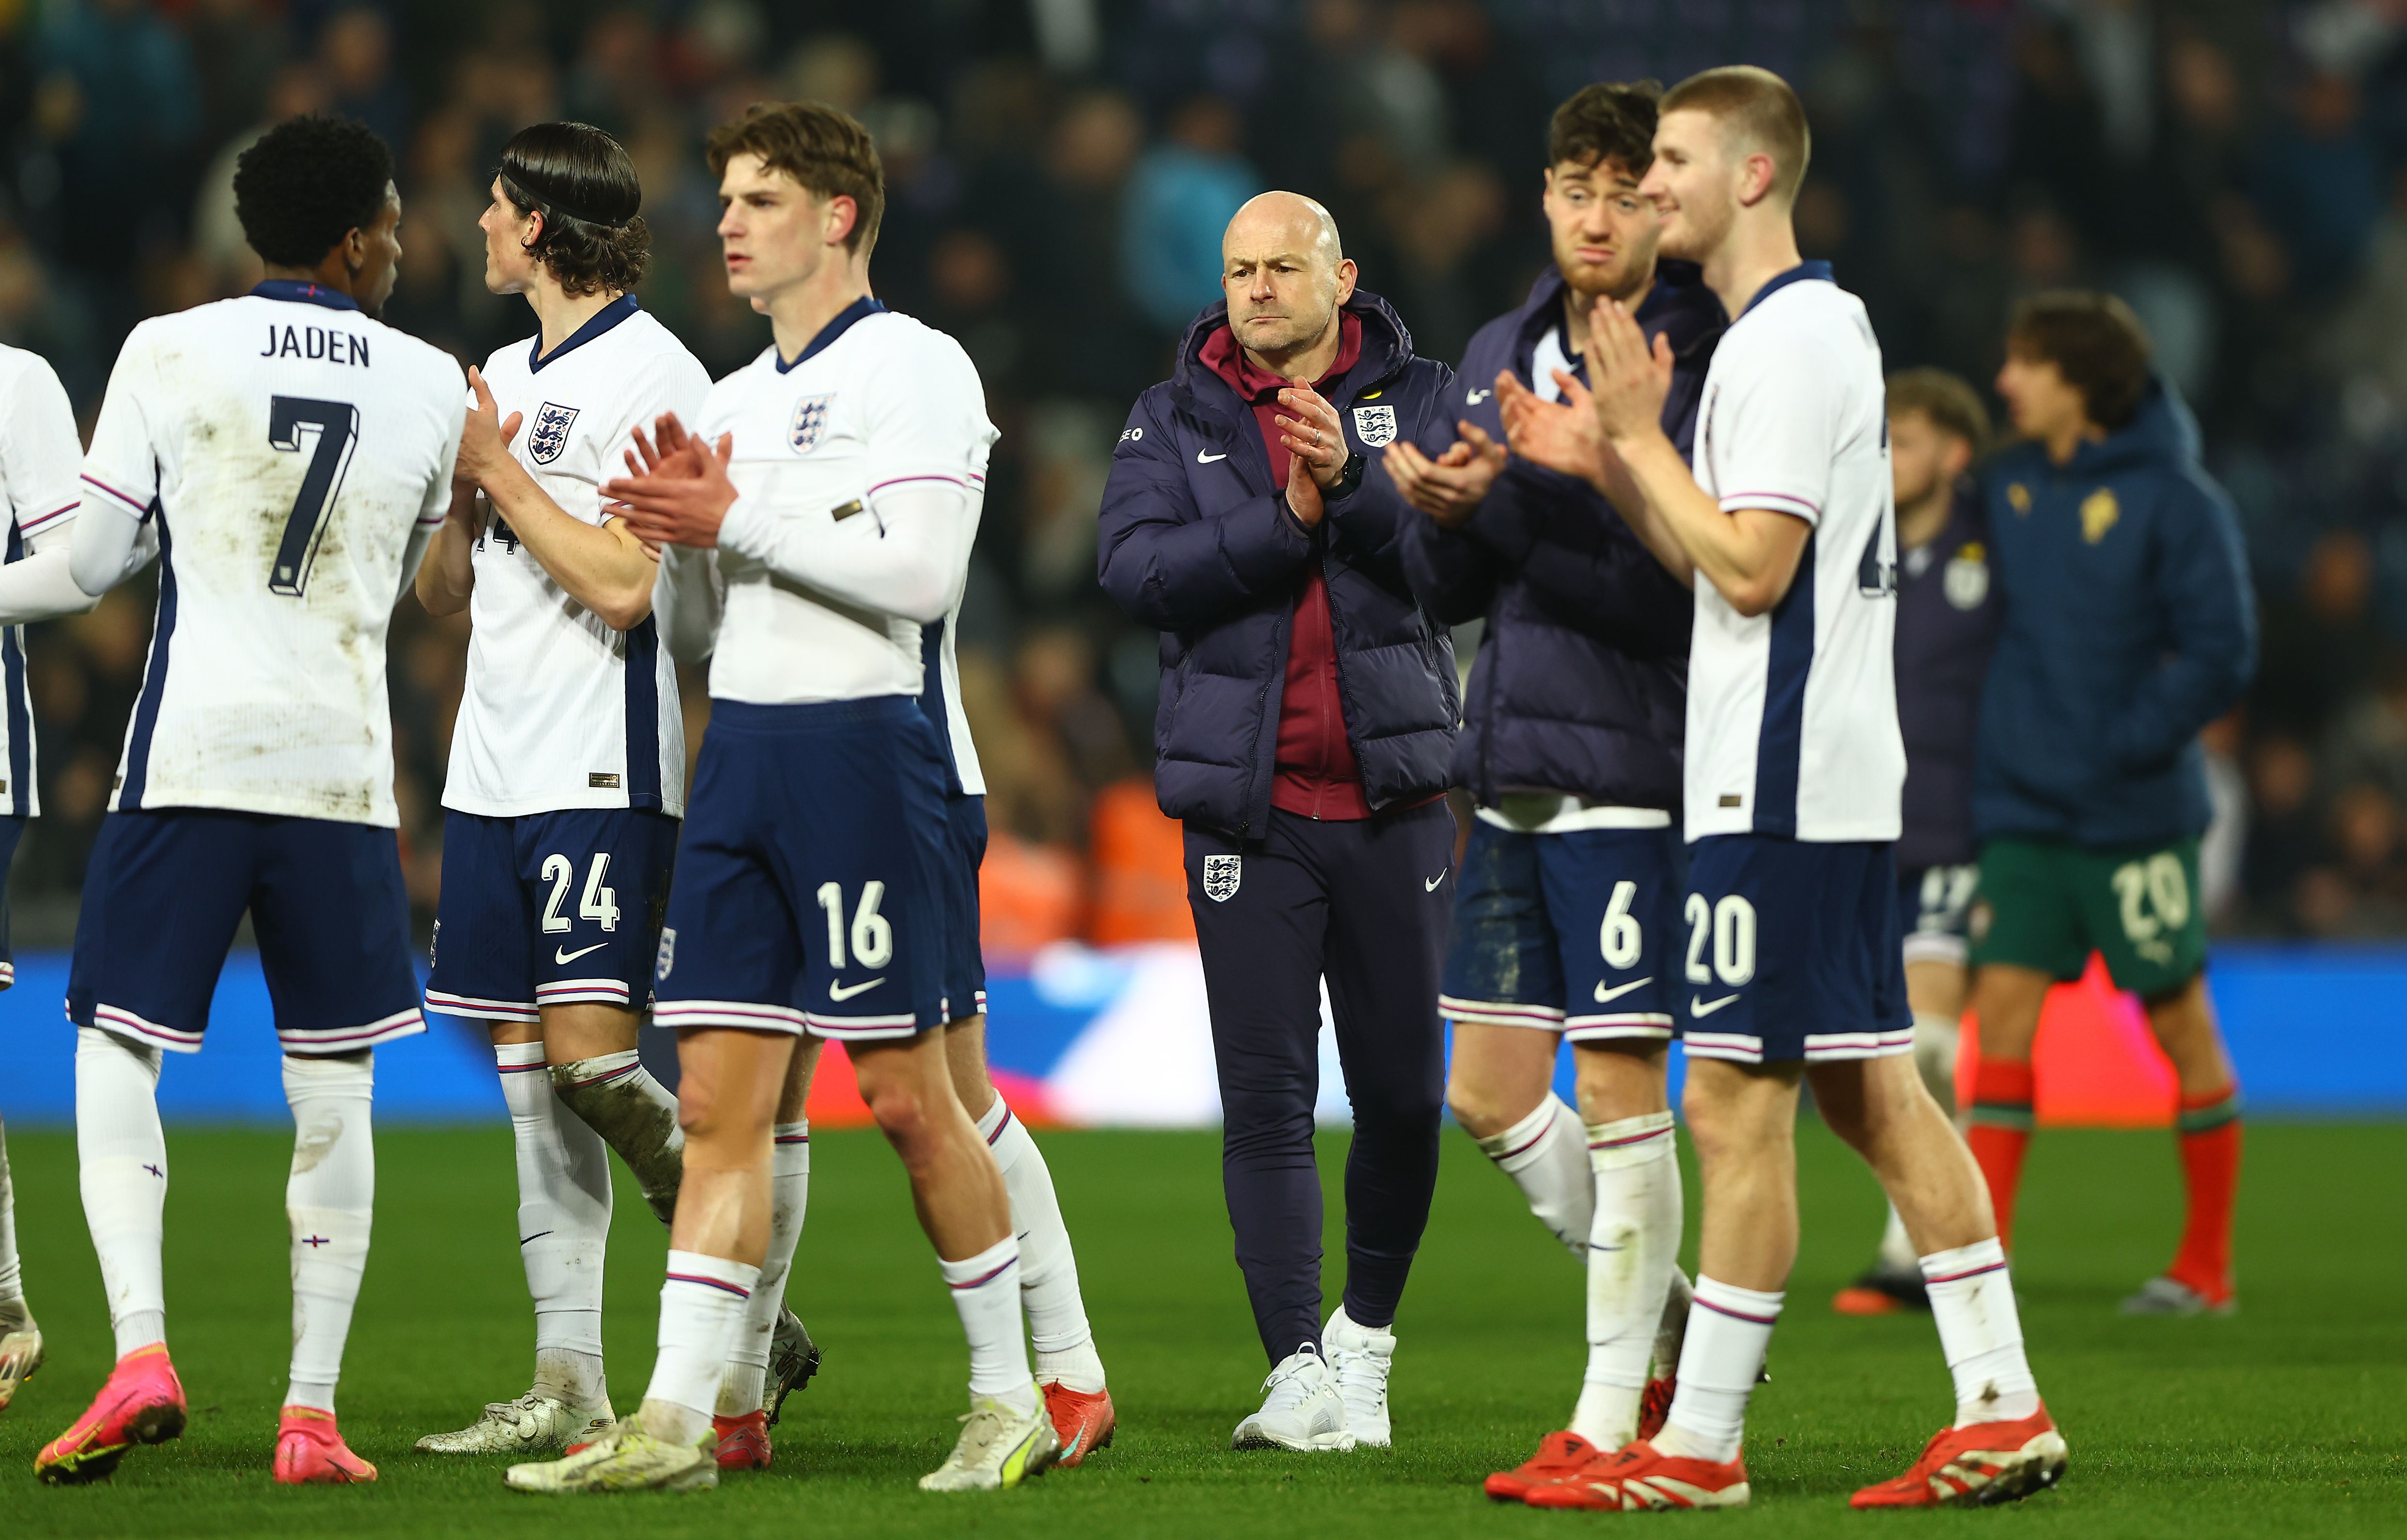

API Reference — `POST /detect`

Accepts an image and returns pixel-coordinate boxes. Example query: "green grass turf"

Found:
[0,1118,2399,1537]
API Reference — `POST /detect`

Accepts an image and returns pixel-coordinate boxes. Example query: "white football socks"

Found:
[644,1250,759,1445]
[0,1116,24,1316]
[282,1051,376,1414]
[974,1095,1105,1393]
[495,1041,612,1408]
[718,1121,809,1417]
[75,1025,170,1360]
[940,1235,1038,1414]
[1570,1111,1682,1449]
[1474,1094,1591,1259]
[549,1051,683,1226]
[1654,1276,1784,1465]
[1921,1240,2040,1427]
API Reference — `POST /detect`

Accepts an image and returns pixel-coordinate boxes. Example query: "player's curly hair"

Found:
[706,101,884,256]
[1549,81,1664,177]
[233,113,395,268]
[2006,291,2154,431]
[496,122,651,298]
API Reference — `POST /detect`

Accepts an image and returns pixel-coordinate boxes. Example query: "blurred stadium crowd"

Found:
[5,0,2407,945]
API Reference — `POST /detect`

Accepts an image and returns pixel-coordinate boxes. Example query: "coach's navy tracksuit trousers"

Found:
[1184,802,1454,1365]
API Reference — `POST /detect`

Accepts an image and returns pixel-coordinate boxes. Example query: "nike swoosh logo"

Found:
[520,1231,553,1247]
[1593,976,1654,1005]
[1425,871,1447,891]
[1690,994,1741,1018]
[1466,389,1491,403]
[554,943,607,964]
[828,976,885,1001]
[1197,450,1227,463]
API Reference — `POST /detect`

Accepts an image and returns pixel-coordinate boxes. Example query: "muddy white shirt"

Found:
[443,298,705,818]
[79,282,462,825]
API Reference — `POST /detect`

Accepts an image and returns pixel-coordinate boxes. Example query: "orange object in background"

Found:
[978,829,1084,962]
[1087,777,1194,944]
[1954,953,2179,1128]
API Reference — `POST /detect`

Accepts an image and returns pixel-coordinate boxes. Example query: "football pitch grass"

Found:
[0,1119,2398,1538]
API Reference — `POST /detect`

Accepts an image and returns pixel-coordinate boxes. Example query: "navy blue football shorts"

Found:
[652,697,951,1041]
[1438,816,1683,1043]
[67,808,423,1055]
[1895,861,1980,969]
[424,807,680,1022]
[1678,834,1912,1066]
[940,793,988,1021]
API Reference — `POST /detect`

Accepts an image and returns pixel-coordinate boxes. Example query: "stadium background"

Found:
[1,0,2405,1126]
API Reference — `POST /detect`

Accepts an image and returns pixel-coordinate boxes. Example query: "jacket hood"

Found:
[1173,287,1417,395]
[2039,374,2203,479]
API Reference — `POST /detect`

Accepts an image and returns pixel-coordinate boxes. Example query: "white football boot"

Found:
[1321,1307,1396,1447]
[503,1414,716,1493]
[418,1391,615,1455]
[918,1394,1062,1491]
[0,1313,42,1413]
[1231,1347,1354,1451]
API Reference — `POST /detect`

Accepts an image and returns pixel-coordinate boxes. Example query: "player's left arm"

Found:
[458,368,659,630]
[2106,478,2258,771]
[1579,294,1810,615]
[0,359,99,623]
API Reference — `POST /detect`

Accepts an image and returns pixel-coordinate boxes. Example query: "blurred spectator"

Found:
[1120,94,1258,336]
[318,6,409,153]
[2252,528,2382,739]
[36,0,201,289]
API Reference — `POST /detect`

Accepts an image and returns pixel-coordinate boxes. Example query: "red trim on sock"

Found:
[2178,1084,2236,1113]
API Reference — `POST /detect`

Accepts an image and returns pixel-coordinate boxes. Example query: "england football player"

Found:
[406,121,806,1461]
[36,113,464,1487]
[1499,68,2061,1511]
[0,342,109,1414]
[1388,81,1720,1492]
[1834,370,2000,1316]
[504,102,1054,1495]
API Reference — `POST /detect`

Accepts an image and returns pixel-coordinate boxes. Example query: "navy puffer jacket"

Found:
[1402,264,1723,810]
[1097,290,1460,838]
[1974,378,2256,847]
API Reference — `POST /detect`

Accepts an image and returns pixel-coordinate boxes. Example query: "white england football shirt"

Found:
[0,345,83,817]
[79,282,463,825]
[694,299,993,794]
[444,299,705,818]
[1683,264,1904,843]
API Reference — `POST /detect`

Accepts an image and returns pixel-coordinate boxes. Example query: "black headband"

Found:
[500,170,635,231]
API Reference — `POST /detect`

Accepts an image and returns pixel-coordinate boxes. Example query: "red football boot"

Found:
[34,1343,187,1485]
[1523,1440,1751,1511]
[273,1407,377,1484]
[1484,1430,1598,1501]
[1635,1375,1676,1442]
[1850,1404,2066,1508]
[714,1409,772,1470]
[1042,1382,1116,1467]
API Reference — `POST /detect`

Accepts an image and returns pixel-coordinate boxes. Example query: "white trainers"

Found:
[503,1414,716,1493]
[0,1316,42,1413]
[918,1393,1062,1491]
[1231,1347,1354,1452]
[1321,1307,1395,1447]
[418,1392,615,1455]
